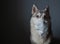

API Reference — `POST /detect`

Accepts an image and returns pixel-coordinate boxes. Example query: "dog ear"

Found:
[44,5,49,12]
[32,4,38,14]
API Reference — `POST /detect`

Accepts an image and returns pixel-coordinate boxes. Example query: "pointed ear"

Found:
[32,4,38,14]
[44,5,49,12]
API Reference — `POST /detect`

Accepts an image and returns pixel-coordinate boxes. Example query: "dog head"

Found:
[32,4,50,22]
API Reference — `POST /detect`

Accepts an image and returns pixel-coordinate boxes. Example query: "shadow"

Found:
[50,38,60,44]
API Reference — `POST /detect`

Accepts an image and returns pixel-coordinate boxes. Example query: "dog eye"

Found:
[44,15,47,20]
[36,15,39,18]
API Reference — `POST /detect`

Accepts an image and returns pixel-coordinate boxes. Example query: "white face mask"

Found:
[32,17,48,38]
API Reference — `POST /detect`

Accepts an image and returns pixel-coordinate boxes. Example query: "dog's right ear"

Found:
[32,4,38,14]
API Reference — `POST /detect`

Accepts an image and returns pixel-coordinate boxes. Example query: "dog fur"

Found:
[30,4,53,44]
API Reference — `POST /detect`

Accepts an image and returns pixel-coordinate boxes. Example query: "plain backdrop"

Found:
[2,0,60,44]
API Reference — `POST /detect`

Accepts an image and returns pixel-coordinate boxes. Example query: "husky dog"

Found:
[30,4,53,44]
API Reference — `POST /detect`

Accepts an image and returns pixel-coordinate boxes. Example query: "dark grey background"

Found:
[2,0,60,44]
[22,0,60,38]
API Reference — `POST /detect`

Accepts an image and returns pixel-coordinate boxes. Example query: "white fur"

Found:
[30,13,50,44]
[30,4,51,44]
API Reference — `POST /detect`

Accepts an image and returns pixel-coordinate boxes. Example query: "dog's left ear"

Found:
[32,4,38,14]
[44,5,49,12]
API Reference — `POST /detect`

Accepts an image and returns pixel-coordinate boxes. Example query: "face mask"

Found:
[33,17,48,38]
